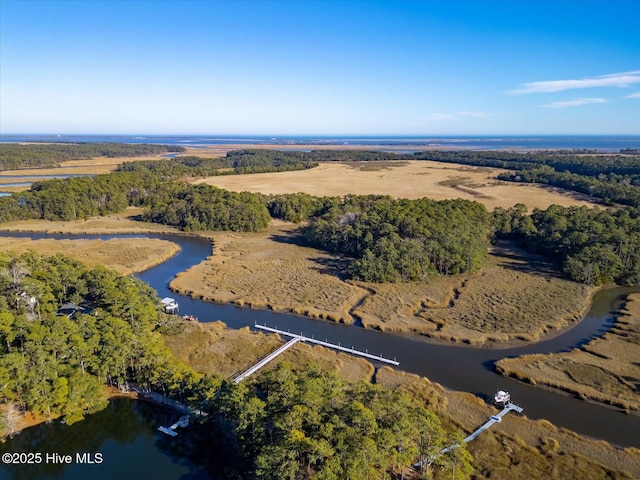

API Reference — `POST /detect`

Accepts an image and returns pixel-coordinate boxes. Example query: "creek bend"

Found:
[2,231,639,448]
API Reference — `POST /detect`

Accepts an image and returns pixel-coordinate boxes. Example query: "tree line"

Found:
[206,362,471,479]
[294,195,490,282]
[0,143,184,170]
[493,204,640,285]
[143,183,271,231]
[0,252,218,428]
[497,166,640,207]
[118,149,319,177]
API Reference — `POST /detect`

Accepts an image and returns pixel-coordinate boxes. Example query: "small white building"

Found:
[161,297,179,314]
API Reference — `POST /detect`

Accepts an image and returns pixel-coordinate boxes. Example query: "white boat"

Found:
[494,390,510,405]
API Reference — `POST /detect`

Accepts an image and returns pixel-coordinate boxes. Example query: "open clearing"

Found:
[195,160,600,211]
[0,236,180,275]
[496,293,640,412]
[170,222,594,345]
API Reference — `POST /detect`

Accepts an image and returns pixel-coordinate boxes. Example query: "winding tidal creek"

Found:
[1,231,638,479]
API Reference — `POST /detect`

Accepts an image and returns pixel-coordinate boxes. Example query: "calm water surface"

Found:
[0,399,207,480]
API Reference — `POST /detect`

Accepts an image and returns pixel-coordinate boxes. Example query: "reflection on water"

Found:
[0,399,208,480]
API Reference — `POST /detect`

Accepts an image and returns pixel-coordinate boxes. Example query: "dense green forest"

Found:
[0,252,216,428]
[205,362,470,480]
[119,149,319,176]
[0,143,184,170]
[493,204,640,285]
[143,183,271,231]
[296,195,491,282]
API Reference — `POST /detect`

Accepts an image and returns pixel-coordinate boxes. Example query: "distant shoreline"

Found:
[2,134,639,153]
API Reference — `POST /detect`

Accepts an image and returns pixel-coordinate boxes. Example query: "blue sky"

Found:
[1,0,639,135]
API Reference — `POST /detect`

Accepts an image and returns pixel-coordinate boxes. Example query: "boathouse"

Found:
[161,297,179,314]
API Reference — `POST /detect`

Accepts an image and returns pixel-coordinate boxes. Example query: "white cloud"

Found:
[626,92,640,98]
[540,98,607,109]
[511,70,640,94]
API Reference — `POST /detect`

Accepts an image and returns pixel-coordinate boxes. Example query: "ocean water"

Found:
[1,134,640,152]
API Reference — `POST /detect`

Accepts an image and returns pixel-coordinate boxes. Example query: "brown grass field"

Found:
[353,242,596,344]
[170,220,368,324]
[195,160,600,211]
[0,207,181,235]
[170,222,594,346]
[496,293,640,412]
[0,236,180,275]
[160,318,640,477]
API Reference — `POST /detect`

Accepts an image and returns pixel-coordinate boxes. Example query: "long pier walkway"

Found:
[415,402,523,466]
[462,402,523,443]
[233,324,399,384]
[233,337,302,383]
[254,324,400,366]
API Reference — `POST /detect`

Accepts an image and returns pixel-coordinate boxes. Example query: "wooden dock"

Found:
[158,415,189,437]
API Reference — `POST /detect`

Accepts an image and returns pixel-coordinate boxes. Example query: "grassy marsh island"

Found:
[496,293,640,412]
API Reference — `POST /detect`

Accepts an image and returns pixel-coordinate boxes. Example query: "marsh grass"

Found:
[0,236,180,274]
[0,207,182,234]
[170,224,594,345]
[375,367,640,478]
[353,242,595,344]
[342,160,411,171]
[196,160,601,211]
[496,293,640,412]
[169,221,367,324]
[161,320,374,382]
